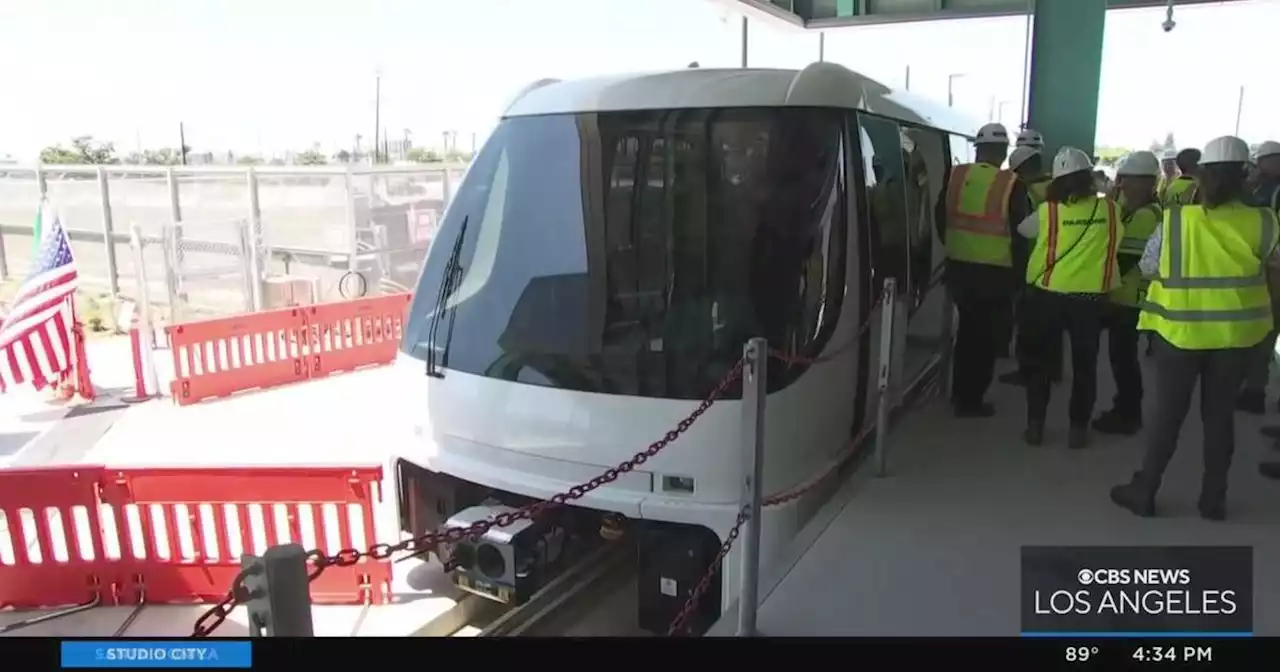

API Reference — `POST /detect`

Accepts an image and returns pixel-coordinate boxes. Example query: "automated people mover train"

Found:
[394,62,981,634]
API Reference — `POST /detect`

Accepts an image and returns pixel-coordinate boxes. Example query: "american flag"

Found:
[0,202,79,393]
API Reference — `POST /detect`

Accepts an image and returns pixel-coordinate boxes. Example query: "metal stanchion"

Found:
[737,337,767,637]
[128,223,160,400]
[874,278,897,478]
[241,543,315,637]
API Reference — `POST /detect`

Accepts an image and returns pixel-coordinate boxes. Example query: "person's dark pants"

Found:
[1241,327,1278,394]
[1021,287,1105,427]
[1013,290,1063,378]
[994,295,1016,358]
[1102,304,1144,418]
[1136,336,1251,508]
[950,284,1007,408]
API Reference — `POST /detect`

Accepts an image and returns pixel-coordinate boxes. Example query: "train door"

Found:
[855,114,910,404]
[898,125,952,388]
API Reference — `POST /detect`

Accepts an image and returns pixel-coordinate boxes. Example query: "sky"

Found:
[0,0,1277,160]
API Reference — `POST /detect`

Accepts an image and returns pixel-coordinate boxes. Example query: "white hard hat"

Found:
[1051,146,1093,179]
[1254,140,1280,161]
[1016,129,1044,149]
[1160,148,1178,161]
[974,123,1010,146]
[1201,136,1250,164]
[1116,151,1160,177]
[1008,146,1040,171]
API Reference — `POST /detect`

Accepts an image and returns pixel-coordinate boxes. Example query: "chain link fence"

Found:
[0,163,463,318]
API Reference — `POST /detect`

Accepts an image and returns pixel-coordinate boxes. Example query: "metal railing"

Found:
[0,163,467,313]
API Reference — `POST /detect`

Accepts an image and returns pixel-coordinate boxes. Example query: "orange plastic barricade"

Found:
[97,465,391,605]
[166,306,309,406]
[0,466,111,610]
[300,293,411,381]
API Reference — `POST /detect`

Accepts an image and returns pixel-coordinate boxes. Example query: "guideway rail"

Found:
[190,277,933,637]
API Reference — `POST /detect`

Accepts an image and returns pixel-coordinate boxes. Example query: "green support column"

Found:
[1026,0,1107,159]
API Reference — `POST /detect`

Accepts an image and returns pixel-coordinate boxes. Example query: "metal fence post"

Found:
[343,168,359,274]
[96,166,120,295]
[244,168,265,312]
[441,167,453,211]
[129,223,160,398]
[241,543,314,637]
[737,337,767,637]
[874,278,898,478]
[164,167,186,318]
[35,164,47,198]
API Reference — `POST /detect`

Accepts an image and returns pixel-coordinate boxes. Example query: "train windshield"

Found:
[402,108,848,400]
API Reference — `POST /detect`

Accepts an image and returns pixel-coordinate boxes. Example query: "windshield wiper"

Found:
[425,215,468,378]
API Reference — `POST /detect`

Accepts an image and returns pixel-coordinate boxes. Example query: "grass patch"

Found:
[0,277,121,340]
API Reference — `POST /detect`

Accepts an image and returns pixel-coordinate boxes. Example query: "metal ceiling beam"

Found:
[736,0,1247,28]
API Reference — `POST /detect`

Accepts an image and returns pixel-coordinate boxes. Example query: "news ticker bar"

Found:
[39,638,1280,668]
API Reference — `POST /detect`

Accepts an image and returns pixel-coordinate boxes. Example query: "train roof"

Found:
[503,63,982,138]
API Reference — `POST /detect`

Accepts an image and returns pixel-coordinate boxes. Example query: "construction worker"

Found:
[1160,148,1200,207]
[939,122,1032,418]
[1158,148,1178,193]
[999,146,1062,384]
[1111,136,1279,521]
[1246,141,1280,419]
[1016,148,1122,448]
[1093,151,1162,435]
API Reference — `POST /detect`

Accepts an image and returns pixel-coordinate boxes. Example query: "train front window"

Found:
[402,108,847,400]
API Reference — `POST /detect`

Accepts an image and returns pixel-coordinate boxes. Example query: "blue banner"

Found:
[61,641,252,669]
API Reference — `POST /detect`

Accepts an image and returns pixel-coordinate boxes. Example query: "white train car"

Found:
[394,62,983,634]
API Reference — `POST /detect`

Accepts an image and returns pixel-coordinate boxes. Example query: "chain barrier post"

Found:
[874,278,897,478]
[737,337,767,637]
[241,544,315,637]
[940,285,956,401]
[129,222,160,398]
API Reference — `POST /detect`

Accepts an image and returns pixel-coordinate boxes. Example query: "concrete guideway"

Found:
[711,351,1280,636]
[0,355,468,637]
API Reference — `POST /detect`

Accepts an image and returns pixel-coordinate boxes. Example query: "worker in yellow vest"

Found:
[940,122,1033,418]
[1111,135,1280,521]
[1159,148,1200,207]
[999,145,1062,383]
[1015,147,1123,449]
[1092,151,1162,436]
[1157,148,1178,194]
[1016,130,1051,204]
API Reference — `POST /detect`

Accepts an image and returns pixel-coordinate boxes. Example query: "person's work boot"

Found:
[1092,409,1142,436]
[1067,425,1090,450]
[1260,461,1280,480]
[1236,389,1265,415]
[953,401,996,418]
[1109,475,1156,517]
[1023,421,1045,446]
[1197,497,1226,522]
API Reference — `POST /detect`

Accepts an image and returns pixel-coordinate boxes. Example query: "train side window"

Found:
[948,133,974,166]
[857,114,909,290]
[901,127,948,312]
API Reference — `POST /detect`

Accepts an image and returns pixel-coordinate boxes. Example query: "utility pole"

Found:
[740,16,748,68]
[904,65,911,91]
[1234,85,1245,136]
[373,73,382,165]
[470,132,476,154]
[818,32,825,62]
[178,122,188,165]
[946,73,965,108]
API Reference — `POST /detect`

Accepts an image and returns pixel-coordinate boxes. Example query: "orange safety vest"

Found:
[944,163,1017,267]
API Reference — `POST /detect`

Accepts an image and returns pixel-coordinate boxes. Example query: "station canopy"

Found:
[721,0,1240,28]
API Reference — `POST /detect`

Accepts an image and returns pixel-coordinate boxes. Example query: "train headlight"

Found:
[443,504,565,605]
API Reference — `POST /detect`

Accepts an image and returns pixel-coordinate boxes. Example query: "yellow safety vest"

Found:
[1138,203,1280,350]
[1025,197,1123,294]
[1028,177,1050,207]
[1109,199,1162,307]
[1161,176,1197,208]
[944,163,1016,267]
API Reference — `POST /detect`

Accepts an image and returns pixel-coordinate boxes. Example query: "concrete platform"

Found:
[710,347,1280,637]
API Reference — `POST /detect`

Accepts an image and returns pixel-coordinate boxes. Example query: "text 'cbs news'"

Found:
[1020,546,1253,636]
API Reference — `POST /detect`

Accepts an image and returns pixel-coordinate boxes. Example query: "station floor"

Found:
[711,346,1280,637]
